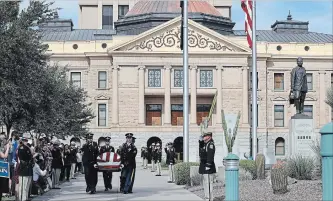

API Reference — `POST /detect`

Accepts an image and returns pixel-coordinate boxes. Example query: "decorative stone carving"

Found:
[271,97,287,101]
[127,27,235,52]
[95,94,110,100]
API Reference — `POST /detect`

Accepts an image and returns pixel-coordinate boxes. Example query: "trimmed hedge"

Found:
[239,159,257,180]
[174,162,200,185]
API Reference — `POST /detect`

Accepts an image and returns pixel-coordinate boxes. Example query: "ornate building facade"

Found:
[41,0,333,164]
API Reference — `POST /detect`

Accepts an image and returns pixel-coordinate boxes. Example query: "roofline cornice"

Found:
[269,54,333,61]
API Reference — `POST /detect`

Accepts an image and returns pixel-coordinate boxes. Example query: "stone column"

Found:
[112,66,119,125]
[319,71,326,126]
[190,65,197,125]
[97,0,103,29]
[242,66,249,125]
[138,66,145,125]
[164,65,172,125]
[216,66,223,125]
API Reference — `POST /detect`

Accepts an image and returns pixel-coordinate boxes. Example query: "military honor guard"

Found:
[165,142,176,183]
[142,147,148,169]
[140,147,145,166]
[120,133,137,194]
[82,133,99,194]
[199,131,216,201]
[99,136,114,191]
[17,133,34,201]
[154,143,162,176]
[150,143,156,172]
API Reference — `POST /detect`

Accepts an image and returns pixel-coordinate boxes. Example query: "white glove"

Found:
[170,163,173,165]
[205,167,210,171]
[120,164,124,169]
[93,164,98,168]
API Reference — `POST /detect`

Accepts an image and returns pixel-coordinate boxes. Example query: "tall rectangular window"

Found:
[274,73,284,90]
[148,69,161,87]
[98,71,107,89]
[200,70,213,87]
[197,104,212,126]
[249,72,258,89]
[174,69,183,87]
[304,105,313,118]
[98,104,107,126]
[102,6,113,29]
[118,5,129,19]
[306,73,313,90]
[70,72,81,88]
[250,104,258,127]
[171,104,183,126]
[146,104,162,126]
[274,105,284,127]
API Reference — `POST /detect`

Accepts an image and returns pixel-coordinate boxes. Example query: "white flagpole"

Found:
[183,0,189,163]
[251,0,258,160]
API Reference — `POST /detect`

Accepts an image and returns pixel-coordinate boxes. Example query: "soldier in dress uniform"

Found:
[17,134,34,201]
[120,133,137,194]
[165,142,176,183]
[150,143,156,172]
[199,131,216,201]
[99,136,114,191]
[81,133,99,194]
[140,147,145,167]
[142,147,148,169]
[155,143,162,176]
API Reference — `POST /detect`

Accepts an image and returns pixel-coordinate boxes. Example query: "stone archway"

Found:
[98,137,106,146]
[147,136,162,164]
[70,137,81,147]
[173,136,183,161]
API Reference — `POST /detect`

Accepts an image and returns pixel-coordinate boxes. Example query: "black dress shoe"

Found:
[90,189,96,194]
[86,187,90,193]
[128,191,133,194]
[109,185,112,189]
[104,188,109,191]
[123,191,128,194]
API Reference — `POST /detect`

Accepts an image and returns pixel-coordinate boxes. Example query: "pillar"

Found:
[242,66,249,125]
[97,0,103,29]
[224,153,239,201]
[319,71,326,126]
[112,66,119,125]
[164,65,171,125]
[320,122,333,201]
[216,66,223,124]
[190,65,197,125]
[138,66,145,125]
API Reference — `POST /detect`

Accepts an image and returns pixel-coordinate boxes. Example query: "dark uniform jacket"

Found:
[165,147,176,165]
[82,142,99,166]
[142,149,148,159]
[99,145,115,154]
[154,149,162,163]
[290,66,308,93]
[51,147,63,169]
[199,139,216,174]
[120,143,137,168]
[18,145,33,176]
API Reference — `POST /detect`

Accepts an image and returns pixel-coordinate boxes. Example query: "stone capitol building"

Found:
[40,0,333,165]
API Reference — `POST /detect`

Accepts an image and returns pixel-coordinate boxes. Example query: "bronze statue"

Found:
[290,57,308,114]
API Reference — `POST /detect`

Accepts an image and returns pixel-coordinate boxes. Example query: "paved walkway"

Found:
[32,165,202,201]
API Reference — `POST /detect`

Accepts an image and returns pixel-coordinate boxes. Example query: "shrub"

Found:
[174,162,200,185]
[286,155,315,180]
[190,173,202,186]
[310,139,322,177]
[239,159,256,179]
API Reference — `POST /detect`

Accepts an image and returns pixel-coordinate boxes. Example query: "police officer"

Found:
[99,136,114,191]
[199,131,216,201]
[120,133,137,194]
[17,134,34,201]
[150,143,156,172]
[82,133,99,194]
[165,142,176,183]
[155,143,162,176]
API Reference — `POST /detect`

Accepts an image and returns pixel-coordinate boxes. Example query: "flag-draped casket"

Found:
[97,152,121,172]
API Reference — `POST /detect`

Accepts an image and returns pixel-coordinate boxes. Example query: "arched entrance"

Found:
[98,137,106,146]
[147,136,162,164]
[70,137,81,147]
[173,136,183,161]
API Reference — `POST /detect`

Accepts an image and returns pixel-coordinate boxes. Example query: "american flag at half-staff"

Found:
[241,0,253,48]
[97,152,121,171]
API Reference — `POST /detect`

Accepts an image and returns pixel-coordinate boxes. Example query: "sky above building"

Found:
[20,0,333,34]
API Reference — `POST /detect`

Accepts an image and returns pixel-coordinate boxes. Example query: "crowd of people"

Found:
[0,131,83,201]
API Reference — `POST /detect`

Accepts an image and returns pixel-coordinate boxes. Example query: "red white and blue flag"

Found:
[241,0,253,49]
[97,152,121,171]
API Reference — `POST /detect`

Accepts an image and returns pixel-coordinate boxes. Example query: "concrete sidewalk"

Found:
[32,165,202,201]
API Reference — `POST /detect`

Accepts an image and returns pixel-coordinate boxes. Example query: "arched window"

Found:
[275,137,285,156]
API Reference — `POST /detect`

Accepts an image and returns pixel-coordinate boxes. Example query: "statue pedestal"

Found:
[263,147,276,168]
[288,114,316,157]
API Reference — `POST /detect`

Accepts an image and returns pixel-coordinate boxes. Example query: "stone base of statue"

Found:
[288,113,316,157]
[263,147,276,169]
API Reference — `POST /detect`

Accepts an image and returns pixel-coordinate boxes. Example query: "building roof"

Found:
[233,30,333,43]
[40,29,116,41]
[126,0,221,17]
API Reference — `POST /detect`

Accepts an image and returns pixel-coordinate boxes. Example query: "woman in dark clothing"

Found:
[63,145,71,181]
[0,139,10,201]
